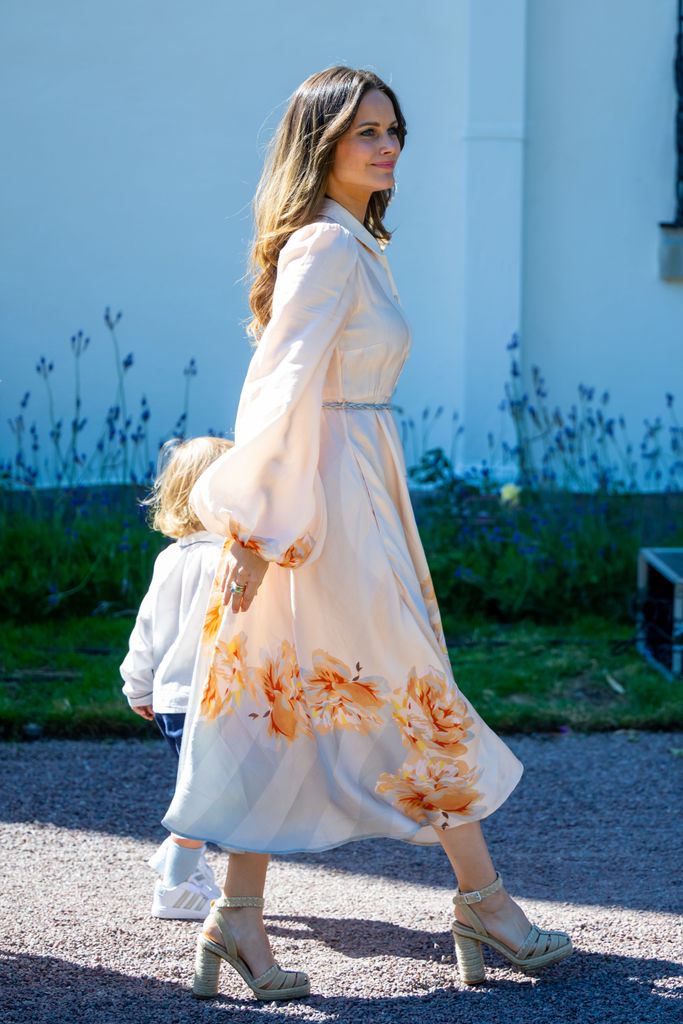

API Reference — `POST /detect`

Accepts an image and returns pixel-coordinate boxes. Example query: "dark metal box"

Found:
[636,548,683,678]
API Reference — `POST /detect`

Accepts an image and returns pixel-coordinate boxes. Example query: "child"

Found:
[121,435,233,920]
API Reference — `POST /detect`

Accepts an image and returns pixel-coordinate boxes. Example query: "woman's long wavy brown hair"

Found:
[246,66,407,343]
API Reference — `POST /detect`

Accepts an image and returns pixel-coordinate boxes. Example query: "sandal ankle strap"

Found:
[212,895,264,909]
[453,870,503,905]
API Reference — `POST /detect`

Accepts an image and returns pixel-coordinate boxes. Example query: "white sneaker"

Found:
[194,852,220,897]
[148,840,220,899]
[151,877,215,921]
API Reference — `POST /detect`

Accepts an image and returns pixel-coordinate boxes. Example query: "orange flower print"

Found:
[227,515,268,557]
[276,533,315,568]
[241,536,266,555]
[419,575,448,657]
[202,596,223,647]
[419,575,436,605]
[225,516,316,568]
[251,640,311,742]
[302,650,386,734]
[199,661,223,722]
[393,666,475,758]
[199,631,252,720]
[376,756,483,825]
[201,539,234,648]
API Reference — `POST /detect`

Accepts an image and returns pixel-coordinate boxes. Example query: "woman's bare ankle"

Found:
[474,887,509,913]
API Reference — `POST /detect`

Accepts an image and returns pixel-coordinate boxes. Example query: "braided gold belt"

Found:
[322,400,395,410]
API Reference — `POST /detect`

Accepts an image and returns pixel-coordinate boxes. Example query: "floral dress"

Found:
[162,196,523,853]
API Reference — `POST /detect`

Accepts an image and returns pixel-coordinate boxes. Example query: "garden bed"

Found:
[2,484,683,624]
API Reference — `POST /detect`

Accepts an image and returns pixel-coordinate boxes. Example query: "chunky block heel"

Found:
[190,895,310,1002]
[452,931,486,985]
[193,940,221,999]
[451,871,573,984]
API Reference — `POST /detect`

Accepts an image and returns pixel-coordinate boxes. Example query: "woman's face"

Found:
[327,89,401,204]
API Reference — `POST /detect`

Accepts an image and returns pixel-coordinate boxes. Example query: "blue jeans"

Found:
[153,712,186,761]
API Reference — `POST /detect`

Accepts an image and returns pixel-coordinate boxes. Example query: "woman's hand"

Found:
[222,541,269,613]
[132,704,155,721]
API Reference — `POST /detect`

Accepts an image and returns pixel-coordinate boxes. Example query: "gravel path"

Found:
[1,731,681,1023]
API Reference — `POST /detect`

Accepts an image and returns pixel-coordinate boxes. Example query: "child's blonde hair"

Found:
[144,436,234,539]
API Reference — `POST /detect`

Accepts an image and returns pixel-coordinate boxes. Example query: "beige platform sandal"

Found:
[451,871,573,985]
[192,895,310,1001]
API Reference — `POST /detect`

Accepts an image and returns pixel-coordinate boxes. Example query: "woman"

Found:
[163,65,573,1001]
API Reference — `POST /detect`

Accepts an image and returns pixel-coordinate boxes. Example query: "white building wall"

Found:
[522,0,683,484]
[1,1,682,489]
[457,0,527,472]
[0,0,465,479]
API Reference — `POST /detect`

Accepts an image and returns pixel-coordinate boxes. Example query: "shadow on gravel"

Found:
[265,913,452,961]
[2,735,682,915]
[0,946,679,1024]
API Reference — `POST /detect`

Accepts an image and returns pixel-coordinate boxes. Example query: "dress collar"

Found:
[318,196,387,256]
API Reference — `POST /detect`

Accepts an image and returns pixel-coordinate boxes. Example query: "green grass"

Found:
[0,614,681,740]
[0,617,148,740]
[441,613,683,732]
